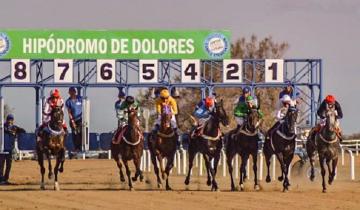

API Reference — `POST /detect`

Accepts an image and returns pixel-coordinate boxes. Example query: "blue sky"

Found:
[0,0,359,134]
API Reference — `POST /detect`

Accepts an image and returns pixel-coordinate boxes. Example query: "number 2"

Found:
[226,63,239,80]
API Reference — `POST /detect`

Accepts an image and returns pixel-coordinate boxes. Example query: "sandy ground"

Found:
[0,155,360,210]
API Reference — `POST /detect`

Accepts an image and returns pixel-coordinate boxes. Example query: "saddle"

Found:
[112,125,128,144]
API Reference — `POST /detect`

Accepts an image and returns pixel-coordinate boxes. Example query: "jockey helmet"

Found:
[205,97,214,108]
[285,80,292,86]
[243,86,251,94]
[125,96,135,104]
[6,114,14,121]
[118,89,126,97]
[325,95,335,104]
[51,89,60,98]
[246,95,254,103]
[160,89,170,99]
[281,94,292,104]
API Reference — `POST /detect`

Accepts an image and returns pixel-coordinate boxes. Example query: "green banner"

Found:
[0,30,231,59]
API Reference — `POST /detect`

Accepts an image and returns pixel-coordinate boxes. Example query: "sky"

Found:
[0,0,359,134]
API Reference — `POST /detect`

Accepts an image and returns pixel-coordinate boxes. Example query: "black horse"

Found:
[263,107,298,192]
[184,99,229,191]
[226,109,262,191]
[36,106,67,190]
[306,108,340,192]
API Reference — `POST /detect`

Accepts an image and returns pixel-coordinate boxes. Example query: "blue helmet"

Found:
[6,114,14,121]
[243,86,251,94]
[118,89,126,97]
[285,80,292,86]
[68,87,77,93]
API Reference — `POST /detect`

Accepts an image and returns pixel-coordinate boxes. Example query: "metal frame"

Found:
[0,59,323,152]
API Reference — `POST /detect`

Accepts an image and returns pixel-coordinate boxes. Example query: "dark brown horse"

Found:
[36,106,66,190]
[226,109,262,191]
[148,105,177,190]
[306,109,340,192]
[185,99,229,191]
[263,107,298,192]
[111,107,144,191]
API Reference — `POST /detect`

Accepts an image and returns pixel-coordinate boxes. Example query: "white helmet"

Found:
[281,94,292,103]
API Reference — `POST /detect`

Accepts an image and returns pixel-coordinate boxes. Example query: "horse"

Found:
[226,109,262,191]
[111,107,144,191]
[306,108,340,193]
[184,99,229,191]
[263,107,298,192]
[148,105,177,190]
[36,106,67,191]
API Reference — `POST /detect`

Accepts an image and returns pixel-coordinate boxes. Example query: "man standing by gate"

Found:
[65,87,83,157]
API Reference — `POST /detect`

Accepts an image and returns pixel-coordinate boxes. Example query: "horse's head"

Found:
[284,106,298,135]
[161,105,172,129]
[325,107,337,132]
[127,105,139,126]
[247,109,261,131]
[51,106,64,126]
[214,99,229,127]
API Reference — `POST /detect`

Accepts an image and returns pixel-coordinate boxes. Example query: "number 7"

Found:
[58,63,69,80]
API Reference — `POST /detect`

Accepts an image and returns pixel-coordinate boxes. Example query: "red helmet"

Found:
[325,95,335,104]
[51,89,60,98]
[205,97,214,108]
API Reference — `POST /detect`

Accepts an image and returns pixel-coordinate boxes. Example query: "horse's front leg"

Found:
[150,148,162,188]
[123,159,134,191]
[113,152,125,183]
[319,155,327,193]
[203,154,212,186]
[46,151,53,180]
[54,155,61,191]
[37,150,46,190]
[132,149,143,182]
[165,153,175,191]
[283,152,294,192]
[211,148,222,192]
[58,149,65,173]
[263,141,273,183]
[329,157,338,185]
[184,147,196,186]
[252,152,260,191]
[276,153,285,182]
[226,152,236,191]
[239,153,249,191]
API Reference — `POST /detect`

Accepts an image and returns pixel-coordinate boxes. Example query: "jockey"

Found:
[266,94,295,139]
[152,89,178,135]
[308,94,343,141]
[117,96,140,127]
[193,96,215,127]
[115,88,127,127]
[279,80,295,100]
[231,96,263,138]
[234,87,252,129]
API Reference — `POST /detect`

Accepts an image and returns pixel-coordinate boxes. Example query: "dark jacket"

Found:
[4,123,25,152]
[317,101,343,119]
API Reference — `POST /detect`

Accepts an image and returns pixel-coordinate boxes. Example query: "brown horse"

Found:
[263,107,298,192]
[111,107,144,191]
[148,105,177,190]
[36,106,66,190]
[306,108,340,193]
[226,109,262,191]
[185,100,229,191]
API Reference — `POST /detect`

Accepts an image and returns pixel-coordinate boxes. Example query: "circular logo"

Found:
[204,33,229,58]
[0,33,10,57]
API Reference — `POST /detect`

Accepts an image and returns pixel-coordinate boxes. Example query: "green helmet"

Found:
[246,96,254,102]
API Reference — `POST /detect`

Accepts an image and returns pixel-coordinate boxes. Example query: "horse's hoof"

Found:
[129,187,135,191]
[310,175,315,182]
[59,168,64,173]
[48,173,53,180]
[54,182,60,191]
[166,186,172,191]
[282,188,288,193]
[266,176,271,183]
[140,175,144,182]
[254,185,260,191]
[157,183,163,189]
[206,180,212,186]
[240,184,245,191]
[328,177,334,185]
[322,189,327,193]
[184,179,190,185]
[243,176,247,182]
[40,183,45,190]
[231,187,236,192]
[278,176,284,182]
[120,176,126,183]
[132,177,137,182]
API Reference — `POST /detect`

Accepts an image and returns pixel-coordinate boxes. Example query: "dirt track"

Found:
[0,158,360,210]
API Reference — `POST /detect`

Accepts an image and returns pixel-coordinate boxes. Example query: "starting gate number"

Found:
[11,59,30,83]
[97,60,116,83]
[265,59,284,83]
[181,60,201,83]
[139,60,158,83]
[54,59,73,83]
[223,59,242,83]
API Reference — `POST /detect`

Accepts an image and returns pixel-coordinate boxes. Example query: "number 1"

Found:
[268,62,277,80]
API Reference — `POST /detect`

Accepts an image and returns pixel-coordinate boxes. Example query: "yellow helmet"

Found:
[160,89,170,98]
